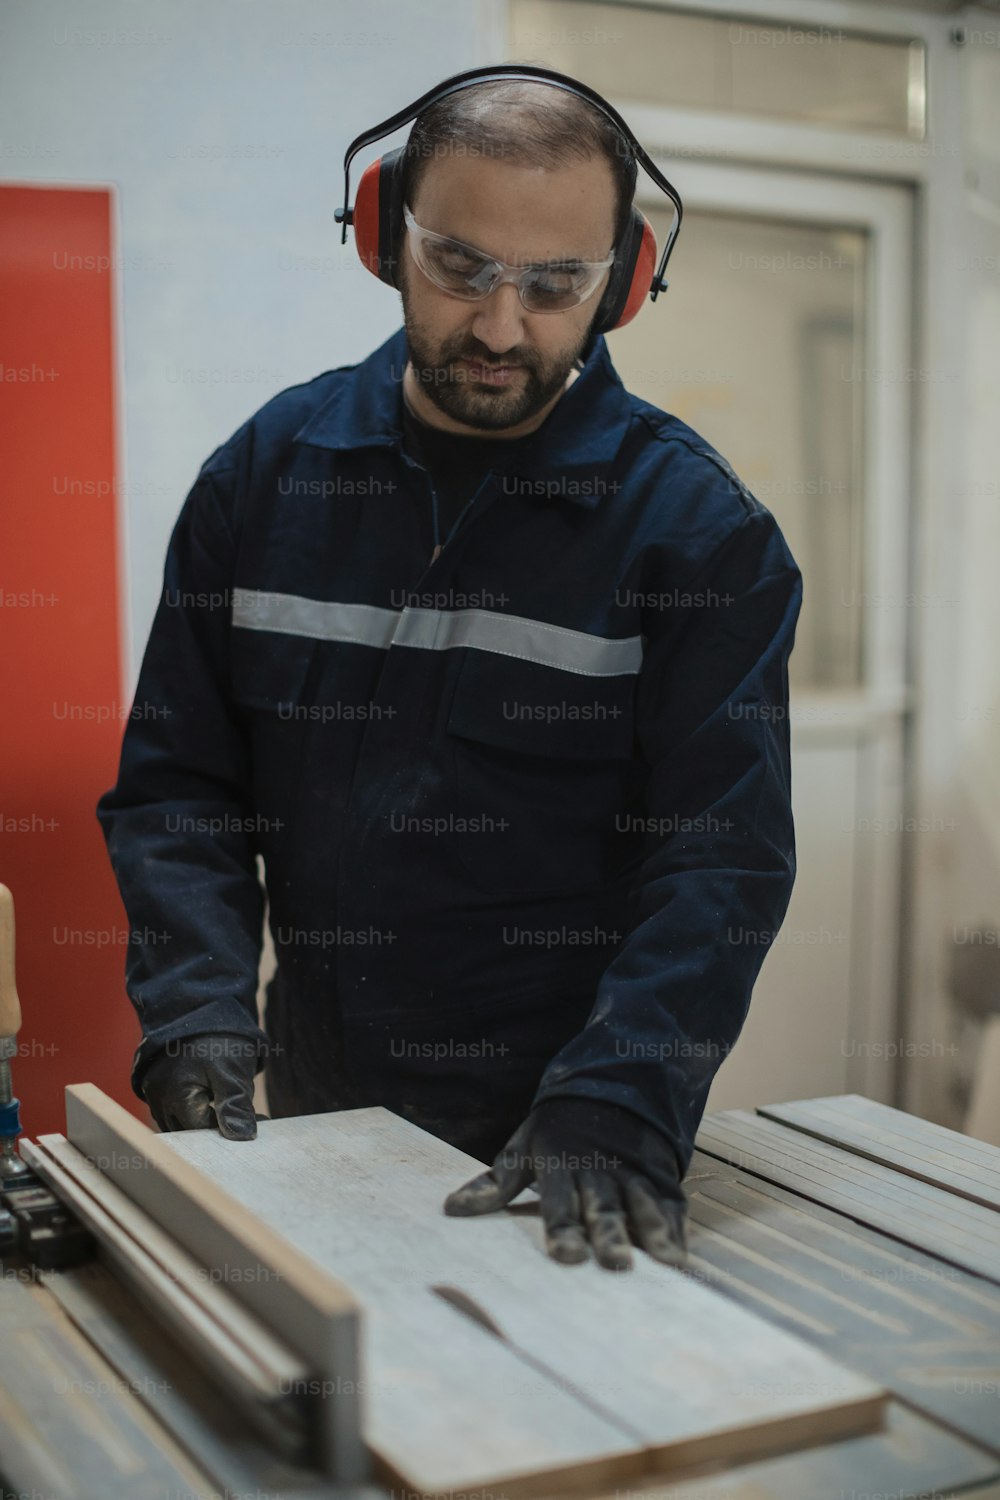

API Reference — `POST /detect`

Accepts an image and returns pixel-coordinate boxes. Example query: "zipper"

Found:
[400,447,496,573]
[399,448,440,569]
[334,445,500,1044]
[431,469,496,565]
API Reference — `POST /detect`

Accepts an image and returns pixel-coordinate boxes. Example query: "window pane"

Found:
[510,0,926,138]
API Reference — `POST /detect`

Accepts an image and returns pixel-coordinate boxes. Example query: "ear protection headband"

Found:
[334,64,683,335]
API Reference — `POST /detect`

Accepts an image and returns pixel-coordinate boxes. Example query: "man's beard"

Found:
[401,287,591,433]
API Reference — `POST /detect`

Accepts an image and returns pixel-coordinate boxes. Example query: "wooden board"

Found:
[696,1109,1000,1285]
[63,1082,365,1483]
[683,1147,1000,1455]
[758,1093,1000,1211]
[159,1104,887,1496]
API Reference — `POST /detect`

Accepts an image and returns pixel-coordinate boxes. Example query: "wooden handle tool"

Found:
[0,884,27,1176]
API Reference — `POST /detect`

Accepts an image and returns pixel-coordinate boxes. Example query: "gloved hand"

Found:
[141,1034,261,1140]
[443,1096,687,1270]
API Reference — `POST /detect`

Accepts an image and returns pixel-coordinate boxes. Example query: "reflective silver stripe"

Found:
[392,607,641,676]
[232,589,642,677]
[232,590,398,650]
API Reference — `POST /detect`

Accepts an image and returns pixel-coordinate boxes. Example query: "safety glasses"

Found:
[403,204,615,313]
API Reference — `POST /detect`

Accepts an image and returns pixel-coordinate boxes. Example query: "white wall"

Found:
[0,0,502,681]
[954,22,1000,895]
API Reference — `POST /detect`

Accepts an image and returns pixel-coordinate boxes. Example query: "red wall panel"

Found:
[0,183,145,1136]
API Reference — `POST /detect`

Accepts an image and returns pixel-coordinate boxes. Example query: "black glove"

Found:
[443,1096,688,1270]
[141,1033,261,1140]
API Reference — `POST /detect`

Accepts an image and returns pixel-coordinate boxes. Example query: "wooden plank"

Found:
[682,1147,1000,1455]
[578,1402,999,1500]
[363,1285,646,1498]
[161,1105,887,1494]
[696,1109,1000,1285]
[63,1082,365,1484]
[758,1093,1000,1211]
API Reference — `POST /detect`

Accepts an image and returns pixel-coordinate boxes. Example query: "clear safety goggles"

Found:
[403,204,615,313]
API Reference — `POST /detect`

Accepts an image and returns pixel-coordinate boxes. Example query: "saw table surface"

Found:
[2,1092,999,1500]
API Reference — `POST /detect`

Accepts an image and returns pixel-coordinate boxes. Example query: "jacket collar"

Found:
[291,325,632,508]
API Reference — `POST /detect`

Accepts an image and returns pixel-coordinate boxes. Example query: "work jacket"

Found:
[97,324,803,1171]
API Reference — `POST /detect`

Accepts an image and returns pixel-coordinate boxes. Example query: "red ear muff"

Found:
[352,155,388,280]
[606,213,657,332]
[351,147,407,288]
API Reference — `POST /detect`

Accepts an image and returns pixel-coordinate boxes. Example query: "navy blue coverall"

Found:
[97,324,802,1170]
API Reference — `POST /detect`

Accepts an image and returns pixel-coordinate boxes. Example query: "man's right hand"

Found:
[141,1034,260,1139]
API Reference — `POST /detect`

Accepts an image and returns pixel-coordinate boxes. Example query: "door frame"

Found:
[629,161,915,1101]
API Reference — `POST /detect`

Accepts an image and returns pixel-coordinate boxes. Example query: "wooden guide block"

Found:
[63,1082,366,1483]
[21,1129,314,1462]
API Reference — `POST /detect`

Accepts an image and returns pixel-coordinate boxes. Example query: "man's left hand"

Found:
[443,1097,687,1270]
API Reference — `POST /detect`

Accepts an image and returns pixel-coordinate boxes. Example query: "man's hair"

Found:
[401,77,636,253]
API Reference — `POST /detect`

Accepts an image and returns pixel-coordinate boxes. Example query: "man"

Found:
[97,74,802,1271]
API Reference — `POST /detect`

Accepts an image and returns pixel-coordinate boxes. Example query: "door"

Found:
[607,164,913,1108]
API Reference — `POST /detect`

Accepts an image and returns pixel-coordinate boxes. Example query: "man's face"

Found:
[399,152,617,437]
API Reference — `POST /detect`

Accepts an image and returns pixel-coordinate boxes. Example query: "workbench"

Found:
[2,1090,999,1500]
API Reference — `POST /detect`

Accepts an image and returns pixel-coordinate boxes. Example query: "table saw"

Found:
[1,1080,1000,1500]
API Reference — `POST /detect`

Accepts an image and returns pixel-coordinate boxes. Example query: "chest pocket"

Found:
[229,629,319,850]
[445,648,645,898]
